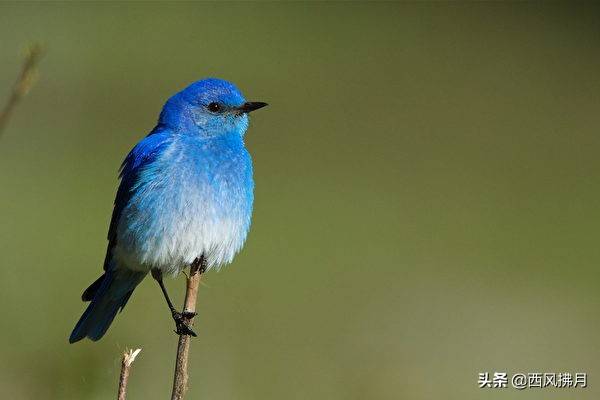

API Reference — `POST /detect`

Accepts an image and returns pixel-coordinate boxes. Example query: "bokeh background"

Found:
[1,2,600,399]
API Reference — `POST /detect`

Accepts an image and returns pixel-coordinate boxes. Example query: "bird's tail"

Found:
[69,269,146,343]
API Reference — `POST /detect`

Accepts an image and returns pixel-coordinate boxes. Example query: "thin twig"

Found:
[117,348,142,400]
[0,43,44,136]
[171,257,204,400]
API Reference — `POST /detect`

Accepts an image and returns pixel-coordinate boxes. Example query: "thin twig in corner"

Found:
[117,348,142,400]
[0,43,44,136]
[171,257,204,400]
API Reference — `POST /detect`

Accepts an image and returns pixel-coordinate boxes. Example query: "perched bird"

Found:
[69,78,267,343]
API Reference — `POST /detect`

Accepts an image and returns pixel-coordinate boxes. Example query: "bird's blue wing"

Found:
[104,131,172,268]
[81,130,172,302]
[81,127,171,302]
[104,130,173,270]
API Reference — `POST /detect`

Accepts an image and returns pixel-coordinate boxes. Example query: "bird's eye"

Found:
[207,102,222,113]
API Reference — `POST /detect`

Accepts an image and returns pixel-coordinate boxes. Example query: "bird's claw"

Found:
[174,322,197,337]
[172,311,198,337]
[181,311,198,318]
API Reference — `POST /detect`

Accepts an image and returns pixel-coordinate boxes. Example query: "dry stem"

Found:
[0,43,43,136]
[171,258,204,400]
[117,348,142,400]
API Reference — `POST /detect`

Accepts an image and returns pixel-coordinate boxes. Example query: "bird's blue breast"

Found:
[113,130,254,273]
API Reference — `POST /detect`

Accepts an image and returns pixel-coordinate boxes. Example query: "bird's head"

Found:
[158,78,267,138]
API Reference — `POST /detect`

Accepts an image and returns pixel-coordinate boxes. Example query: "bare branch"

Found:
[117,348,142,400]
[0,43,44,136]
[171,257,204,400]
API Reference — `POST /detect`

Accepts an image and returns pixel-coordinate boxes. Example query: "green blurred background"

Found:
[1,2,600,399]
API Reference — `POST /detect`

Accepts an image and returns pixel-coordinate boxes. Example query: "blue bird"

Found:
[70,78,267,343]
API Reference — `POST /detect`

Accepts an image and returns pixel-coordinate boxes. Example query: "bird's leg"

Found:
[151,268,197,337]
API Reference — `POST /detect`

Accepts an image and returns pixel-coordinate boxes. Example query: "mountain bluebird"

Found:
[69,78,267,343]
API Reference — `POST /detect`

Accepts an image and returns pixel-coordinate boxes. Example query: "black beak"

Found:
[238,102,268,114]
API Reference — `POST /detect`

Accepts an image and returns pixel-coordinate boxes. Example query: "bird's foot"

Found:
[182,311,198,318]
[172,311,198,337]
